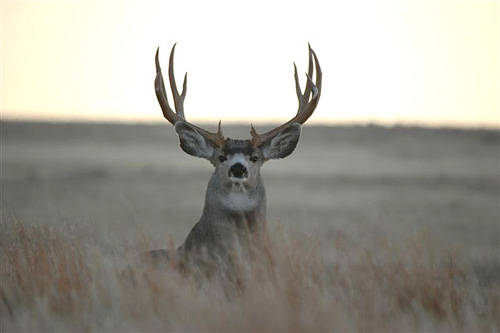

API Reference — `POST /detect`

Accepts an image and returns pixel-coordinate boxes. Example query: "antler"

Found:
[251,44,322,147]
[155,44,225,147]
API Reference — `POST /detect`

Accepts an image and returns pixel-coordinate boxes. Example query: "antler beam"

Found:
[155,44,225,147]
[250,44,322,147]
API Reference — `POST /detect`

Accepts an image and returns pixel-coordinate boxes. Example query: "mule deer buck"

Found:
[149,44,321,265]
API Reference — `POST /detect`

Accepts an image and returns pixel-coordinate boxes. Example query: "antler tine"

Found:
[301,43,314,109]
[168,43,187,119]
[155,44,224,147]
[251,45,322,147]
[155,47,179,124]
[293,63,301,101]
[310,47,322,102]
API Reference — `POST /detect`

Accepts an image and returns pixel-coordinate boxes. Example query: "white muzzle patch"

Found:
[230,177,248,193]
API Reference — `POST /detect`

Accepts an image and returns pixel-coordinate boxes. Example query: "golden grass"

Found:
[1,222,498,332]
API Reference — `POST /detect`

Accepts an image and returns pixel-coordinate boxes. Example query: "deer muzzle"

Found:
[229,163,248,179]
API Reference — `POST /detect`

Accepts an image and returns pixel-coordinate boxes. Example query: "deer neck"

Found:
[201,171,267,225]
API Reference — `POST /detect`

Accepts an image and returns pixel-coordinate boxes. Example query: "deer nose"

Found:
[229,163,248,178]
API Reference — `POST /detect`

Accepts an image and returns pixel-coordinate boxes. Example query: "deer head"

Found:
[155,44,321,197]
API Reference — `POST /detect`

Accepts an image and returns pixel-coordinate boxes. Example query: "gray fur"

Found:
[149,122,301,265]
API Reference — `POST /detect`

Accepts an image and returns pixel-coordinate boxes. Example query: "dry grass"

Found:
[1,221,498,332]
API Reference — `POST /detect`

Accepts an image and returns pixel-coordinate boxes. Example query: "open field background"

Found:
[1,121,499,330]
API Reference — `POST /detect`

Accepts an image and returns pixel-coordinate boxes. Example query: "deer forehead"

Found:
[222,139,256,156]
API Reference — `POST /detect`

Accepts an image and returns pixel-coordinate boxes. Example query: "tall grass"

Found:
[1,221,498,332]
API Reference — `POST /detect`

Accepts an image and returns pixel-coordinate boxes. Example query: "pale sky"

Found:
[1,0,499,127]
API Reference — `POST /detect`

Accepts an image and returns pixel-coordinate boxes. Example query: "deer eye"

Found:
[218,155,227,162]
[250,155,259,163]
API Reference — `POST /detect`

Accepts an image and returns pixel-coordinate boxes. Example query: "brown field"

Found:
[1,121,499,331]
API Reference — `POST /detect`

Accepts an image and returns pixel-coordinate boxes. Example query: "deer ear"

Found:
[175,121,215,159]
[260,123,301,160]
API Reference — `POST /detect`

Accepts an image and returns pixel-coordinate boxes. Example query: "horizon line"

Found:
[2,116,499,131]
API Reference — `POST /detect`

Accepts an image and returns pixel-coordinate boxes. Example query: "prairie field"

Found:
[1,121,499,331]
